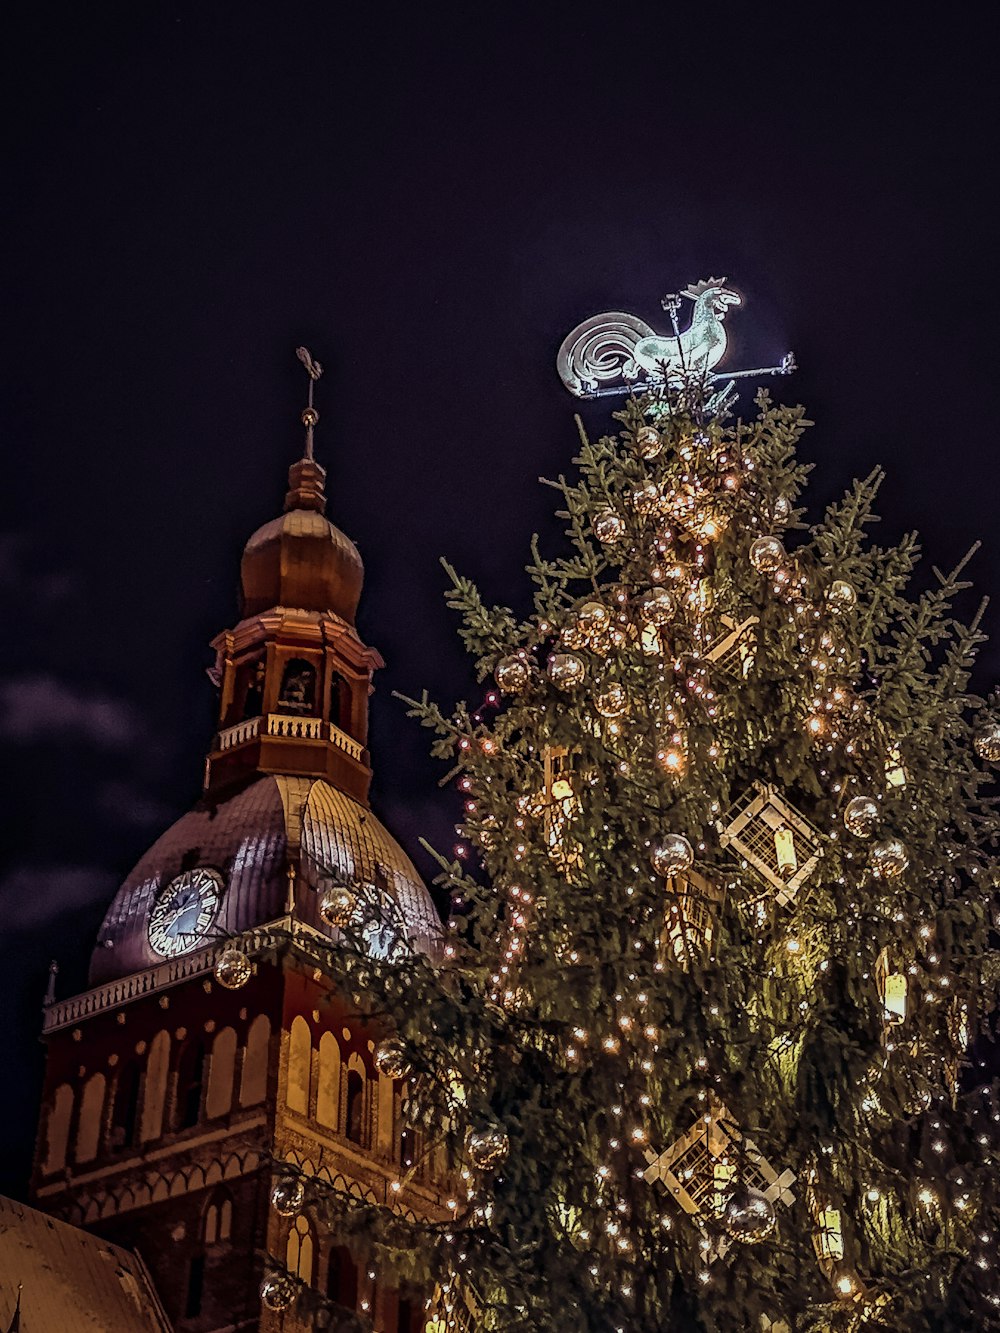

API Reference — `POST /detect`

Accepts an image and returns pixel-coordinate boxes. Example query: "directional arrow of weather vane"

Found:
[556,278,796,404]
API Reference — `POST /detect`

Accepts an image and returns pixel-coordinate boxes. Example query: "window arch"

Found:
[204,1187,233,1245]
[278,659,317,716]
[316,1031,341,1129]
[345,1070,364,1145]
[286,1215,315,1284]
[327,1245,358,1311]
[206,1026,237,1118]
[175,1039,206,1130]
[240,1014,270,1106]
[43,1083,74,1174]
[140,1030,170,1141]
[109,1062,141,1152]
[286,1016,312,1115]
[75,1072,106,1163]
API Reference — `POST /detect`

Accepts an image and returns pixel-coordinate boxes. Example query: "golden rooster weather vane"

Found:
[557,279,795,409]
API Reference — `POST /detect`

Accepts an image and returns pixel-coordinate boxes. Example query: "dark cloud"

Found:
[0,676,140,748]
[96,780,174,830]
[0,864,116,932]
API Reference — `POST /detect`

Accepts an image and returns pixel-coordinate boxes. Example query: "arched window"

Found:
[204,1188,233,1245]
[43,1083,74,1174]
[109,1062,141,1151]
[329,671,347,730]
[205,1026,237,1118]
[75,1072,106,1164]
[345,1070,364,1145]
[278,659,317,716]
[287,1016,312,1115]
[240,1014,270,1106]
[316,1031,341,1130]
[175,1039,206,1130]
[327,1245,358,1311]
[140,1030,170,1142]
[241,658,266,721]
[286,1215,315,1284]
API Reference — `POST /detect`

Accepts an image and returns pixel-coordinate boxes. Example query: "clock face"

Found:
[148,868,223,957]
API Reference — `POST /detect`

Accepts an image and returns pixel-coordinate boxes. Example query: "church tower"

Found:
[31,354,445,1332]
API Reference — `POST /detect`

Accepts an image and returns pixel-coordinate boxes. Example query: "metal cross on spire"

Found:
[295,345,323,460]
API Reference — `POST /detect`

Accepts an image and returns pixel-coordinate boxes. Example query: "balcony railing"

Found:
[214,713,364,762]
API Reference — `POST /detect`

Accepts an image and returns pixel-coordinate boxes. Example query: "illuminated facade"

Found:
[31,406,444,1331]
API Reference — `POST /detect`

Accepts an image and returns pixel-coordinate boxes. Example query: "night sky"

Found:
[3,6,999,1195]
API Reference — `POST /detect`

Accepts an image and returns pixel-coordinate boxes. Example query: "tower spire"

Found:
[295,345,323,461]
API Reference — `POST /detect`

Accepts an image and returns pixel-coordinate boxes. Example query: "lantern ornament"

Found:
[718,783,822,908]
[705,614,759,678]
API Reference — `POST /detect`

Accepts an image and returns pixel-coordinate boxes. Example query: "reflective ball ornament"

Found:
[593,509,625,545]
[319,881,357,928]
[547,653,586,689]
[213,947,252,990]
[974,720,1000,762]
[271,1176,305,1217]
[635,588,676,627]
[722,1185,776,1243]
[651,833,695,877]
[467,1122,510,1169]
[827,579,858,612]
[594,683,628,718]
[870,837,909,879]
[495,654,530,694]
[843,794,879,838]
[772,495,791,523]
[634,425,663,460]
[374,1036,412,1081]
[260,1274,296,1312]
[749,535,786,574]
[576,600,610,639]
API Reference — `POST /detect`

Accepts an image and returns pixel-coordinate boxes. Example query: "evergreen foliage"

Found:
[287,375,1000,1332]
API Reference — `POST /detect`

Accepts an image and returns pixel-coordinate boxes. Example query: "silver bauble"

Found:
[495,654,530,694]
[319,881,357,928]
[270,1177,305,1217]
[576,600,610,638]
[772,495,791,522]
[547,652,586,689]
[635,588,676,628]
[651,833,695,877]
[722,1185,776,1242]
[260,1274,296,1311]
[974,720,1000,762]
[593,509,625,544]
[594,683,628,718]
[467,1122,510,1169]
[560,619,587,649]
[827,579,858,611]
[374,1036,412,1080]
[213,947,252,990]
[632,481,662,517]
[635,425,663,460]
[749,535,786,573]
[843,794,879,838]
[870,837,909,879]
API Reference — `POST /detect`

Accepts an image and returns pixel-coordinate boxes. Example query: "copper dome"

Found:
[239,456,364,622]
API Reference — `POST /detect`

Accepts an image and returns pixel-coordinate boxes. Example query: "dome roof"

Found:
[239,456,364,622]
[89,776,440,985]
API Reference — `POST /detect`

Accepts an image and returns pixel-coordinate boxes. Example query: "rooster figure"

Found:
[557,278,793,400]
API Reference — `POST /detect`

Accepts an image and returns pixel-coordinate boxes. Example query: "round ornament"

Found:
[635,425,663,460]
[870,837,909,879]
[213,947,252,990]
[651,833,695,877]
[827,579,858,612]
[722,1185,776,1242]
[974,721,1000,762]
[319,881,357,928]
[576,600,611,639]
[260,1274,296,1312]
[271,1177,305,1217]
[594,683,628,718]
[374,1036,412,1080]
[772,496,791,523]
[593,509,625,545]
[547,653,586,689]
[749,535,786,574]
[632,481,662,517]
[467,1122,510,1169]
[843,795,879,838]
[635,588,676,627]
[495,654,530,694]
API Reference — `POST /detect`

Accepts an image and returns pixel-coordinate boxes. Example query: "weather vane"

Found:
[556,279,795,409]
[295,345,323,459]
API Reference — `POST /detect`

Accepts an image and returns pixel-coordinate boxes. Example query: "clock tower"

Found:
[31,360,445,1332]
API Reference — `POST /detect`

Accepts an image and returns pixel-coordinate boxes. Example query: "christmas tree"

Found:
[271,368,1000,1332]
